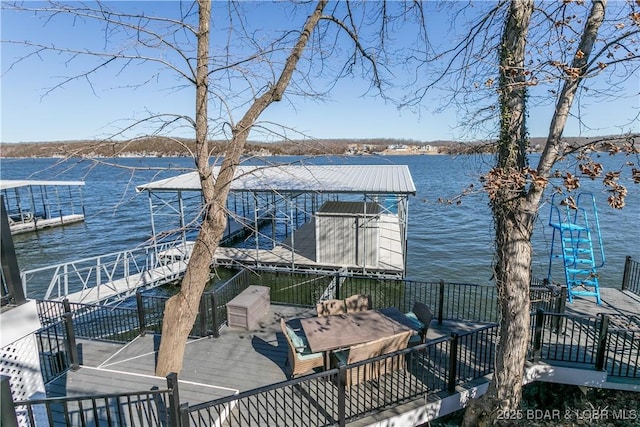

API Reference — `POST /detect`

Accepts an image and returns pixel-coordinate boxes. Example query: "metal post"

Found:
[210,293,219,338]
[136,291,146,336]
[199,296,207,338]
[553,287,567,333]
[147,192,157,243]
[178,191,186,246]
[0,196,26,306]
[1,376,18,427]
[447,333,458,393]
[180,403,190,427]
[595,314,609,371]
[63,312,79,370]
[63,298,71,314]
[337,364,347,427]
[438,280,445,325]
[621,255,631,290]
[335,272,341,299]
[166,373,182,427]
[557,287,567,314]
[533,309,544,361]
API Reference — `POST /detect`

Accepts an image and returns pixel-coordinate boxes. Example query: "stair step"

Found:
[551,223,588,232]
[564,248,591,254]
[566,268,596,274]
[568,279,598,286]
[565,258,594,265]
[570,290,600,297]
[562,238,590,244]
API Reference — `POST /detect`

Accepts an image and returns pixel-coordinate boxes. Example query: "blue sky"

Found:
[1,1,638,144]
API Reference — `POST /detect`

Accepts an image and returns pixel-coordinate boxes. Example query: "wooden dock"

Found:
[45,304,490,417]
[214,214,405,276]
[10,214,84,234]
[564,287,640,318]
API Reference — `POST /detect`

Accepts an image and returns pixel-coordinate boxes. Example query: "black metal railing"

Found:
[15,259,638,426]
[622,256,640,297]
[530,310,640,377]
[182,325,502,427]
[37,299,141,343]
[36,320,74,384]
[30,270,562,390]
[10,374,181,427]
[530,310,601,367]
[35,270,558,351]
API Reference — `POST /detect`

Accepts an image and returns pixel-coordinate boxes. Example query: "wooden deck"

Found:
[42,294,639,425]
[46,304,489,405]
[564,287,640,318]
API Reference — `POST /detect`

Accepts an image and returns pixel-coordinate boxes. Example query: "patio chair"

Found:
[405,302,433,346]
[316,299,347,317]
[333,330,411,387]
[378,330,412,376]
[280,319,324,378]
[345,294,371,313]
[333,336,385,387]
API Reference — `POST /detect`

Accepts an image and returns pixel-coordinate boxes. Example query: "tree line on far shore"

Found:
[0,135,622,158]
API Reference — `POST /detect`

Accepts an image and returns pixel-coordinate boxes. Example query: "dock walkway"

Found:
[63,261,188,304]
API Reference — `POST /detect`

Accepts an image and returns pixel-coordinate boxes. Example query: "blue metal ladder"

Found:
[548,192,605,304]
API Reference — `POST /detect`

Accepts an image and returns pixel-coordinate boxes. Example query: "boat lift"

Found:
[548,192,605,304]
[136,164,416,279]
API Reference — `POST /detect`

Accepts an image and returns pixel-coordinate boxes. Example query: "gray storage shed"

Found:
[315,201,382,267]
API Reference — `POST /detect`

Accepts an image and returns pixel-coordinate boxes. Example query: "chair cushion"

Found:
[404,312,425,330]
[285,325,308,353]
[297,350,323,361]
[408,333,422,344]
[333,349,349,365]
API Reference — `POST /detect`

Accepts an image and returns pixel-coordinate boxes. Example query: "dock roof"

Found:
[0,180,85,190]
[136,165,416,195]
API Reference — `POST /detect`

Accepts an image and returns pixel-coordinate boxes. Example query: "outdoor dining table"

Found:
[299,307,420,368]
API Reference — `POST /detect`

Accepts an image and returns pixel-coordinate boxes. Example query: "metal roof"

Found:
[136,165,416,195]
[0,180,85,190]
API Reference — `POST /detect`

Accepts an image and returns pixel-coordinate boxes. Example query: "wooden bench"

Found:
[226,285,270,330]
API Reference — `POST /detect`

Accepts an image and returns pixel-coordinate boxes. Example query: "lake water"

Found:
[2,154,638,297]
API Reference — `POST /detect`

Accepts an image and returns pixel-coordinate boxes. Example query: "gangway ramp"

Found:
[64,260,188,304]
[22,242,193,305]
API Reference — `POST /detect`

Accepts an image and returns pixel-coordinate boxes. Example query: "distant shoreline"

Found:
[0,134,624,159]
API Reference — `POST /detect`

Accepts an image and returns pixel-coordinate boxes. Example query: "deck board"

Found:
[10,214,84,234]
[47,304,485,401]
[42,296,639,425]
[565,287,640,318]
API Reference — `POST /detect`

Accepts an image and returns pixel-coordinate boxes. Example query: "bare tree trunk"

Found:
[156,0,328,377]
[464,1,607,424]
[463,0,534,424]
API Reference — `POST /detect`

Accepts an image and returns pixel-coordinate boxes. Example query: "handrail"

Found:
[13,388,174,426]
[622,256,640,296]
[21,240,192,302]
